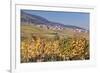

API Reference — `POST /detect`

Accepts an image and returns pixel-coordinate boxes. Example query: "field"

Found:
[20,24,89,63]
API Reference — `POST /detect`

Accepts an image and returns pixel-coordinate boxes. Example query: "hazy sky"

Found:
[22,10,89,30]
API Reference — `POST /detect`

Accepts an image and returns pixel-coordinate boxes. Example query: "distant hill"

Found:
[21,11,88,32]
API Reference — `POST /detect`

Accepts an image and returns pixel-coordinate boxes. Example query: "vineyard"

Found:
[21,25,89,63]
